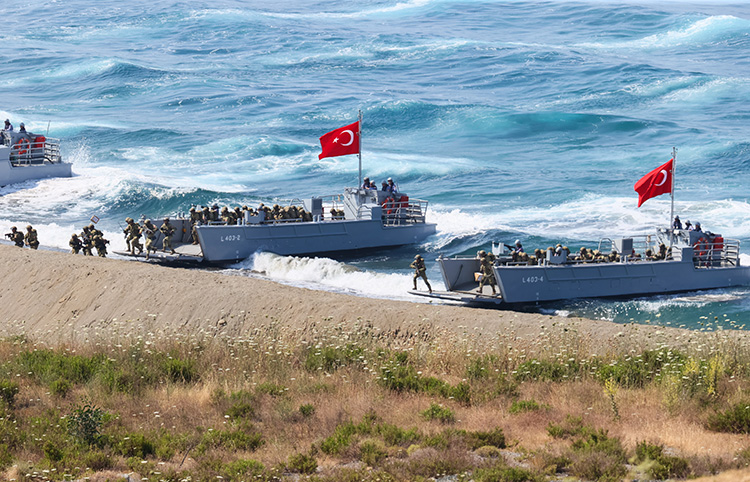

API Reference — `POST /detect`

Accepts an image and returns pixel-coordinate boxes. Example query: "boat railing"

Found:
[9,137,62,166]
[382,198,429,226]
[693,238,741,268]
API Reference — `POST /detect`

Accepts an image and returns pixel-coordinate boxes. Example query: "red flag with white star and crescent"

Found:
[318,121,360,160]
[634,158,673,207]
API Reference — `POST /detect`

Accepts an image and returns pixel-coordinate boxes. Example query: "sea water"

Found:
[3,1,750,328]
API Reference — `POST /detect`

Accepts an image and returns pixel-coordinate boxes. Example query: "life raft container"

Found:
[32,136,46,151]
[398,195,409,209]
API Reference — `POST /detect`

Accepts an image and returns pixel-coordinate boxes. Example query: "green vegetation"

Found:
[0,318,748,481]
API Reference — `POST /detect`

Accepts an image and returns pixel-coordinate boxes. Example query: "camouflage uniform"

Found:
[410,255,432,293]
[478,253,497,295]
[80,227,93,256]
[123,218,143,255]
[160,219,176,254]
[6,227,24,247]
[24,226,39,249]
[93,234,109,257]
[69,234,82,254]
[142,220,158,259]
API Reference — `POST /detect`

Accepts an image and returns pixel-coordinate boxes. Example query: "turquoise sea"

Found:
[3,1,750,327]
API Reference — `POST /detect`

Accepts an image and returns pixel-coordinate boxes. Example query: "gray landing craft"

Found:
[412,229,750,305]
[120,187,436,263]
[0,131,72,186]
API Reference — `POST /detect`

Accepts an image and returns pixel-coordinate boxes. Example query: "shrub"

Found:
[199,427,264,453]
[421,403,455,423]
[568,429,627,481]
[547,415,593,439]
[707,402,750,433]
[256,382,286,397]
[288,452,317,474]
[509,399,543,414]
[222,459,266,479]
[474,464,541,482]
[43,441,64,462]
[83,449,113,471]
[320,421,358,455]
[304,344,364,372]
[0,443,12,471]
[49,378,71,398]
[299,403,315,418]
[360,439,388,466]
[467,427,506,450]
[0,380,19,409]
[117,433,156,458]
[66,401,107,445]
[634,441,663,462]
[164,357,199,384]
[650,455,690,479]
[514,359,579,382]
[378,358,471,404]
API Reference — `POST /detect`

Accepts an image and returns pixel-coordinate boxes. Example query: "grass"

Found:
[0,318,750,481]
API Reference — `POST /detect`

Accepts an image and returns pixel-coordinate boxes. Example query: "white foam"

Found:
[579,15,749,50]
[230,252,442,301]
[428,195,750,249]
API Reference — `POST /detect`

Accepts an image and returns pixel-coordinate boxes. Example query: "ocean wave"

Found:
[427,195,750,252]
[579,15,750,50]
[230,252,440,300]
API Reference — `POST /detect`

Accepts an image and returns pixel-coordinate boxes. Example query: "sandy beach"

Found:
[0,243,745,352]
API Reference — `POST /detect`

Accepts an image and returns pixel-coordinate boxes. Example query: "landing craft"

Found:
[413,228,750,305]
[413,148,750,305]
[0,130,72,186]
[116,112,437,263]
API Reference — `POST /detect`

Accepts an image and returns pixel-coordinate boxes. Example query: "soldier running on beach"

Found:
[123,217,143,255]
[142,219,158,260]
[410,254,432,293]
[24,225,39,250]
[69,233,82,254]
[160,218,176,255]
[5,226,24,247]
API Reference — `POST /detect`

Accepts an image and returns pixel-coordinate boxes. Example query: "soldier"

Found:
[5,226,24,247]
[160,217,176,255]
[142,219,158,260]
[123,217,143,255]
[24,225,39,249]
[93,234,109,257]
[89,223,102,237]
[478,252,497,296]
[80,226,93,256]
[201,206,211,224]
[69,233,82,254]
[410,254,432,293]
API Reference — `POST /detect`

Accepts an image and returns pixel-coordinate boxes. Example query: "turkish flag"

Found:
[634,158,673,207]
[318,121,360,160]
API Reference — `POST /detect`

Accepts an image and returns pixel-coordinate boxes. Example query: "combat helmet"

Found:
[414,254,422,259]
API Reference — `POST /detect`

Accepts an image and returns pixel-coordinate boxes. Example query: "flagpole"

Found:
[358,109,363,190]
[669,146,677,247]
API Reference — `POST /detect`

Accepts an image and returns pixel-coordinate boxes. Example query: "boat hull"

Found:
[196,219,436,263]
[496,259,750,303]
[0,159,72,186]
[436,255,750,304]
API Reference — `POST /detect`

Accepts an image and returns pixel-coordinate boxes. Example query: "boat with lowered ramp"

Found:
[415,228,750,305]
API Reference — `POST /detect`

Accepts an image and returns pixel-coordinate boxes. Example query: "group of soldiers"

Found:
[4,225,39,249]
[189,203,316,227]
[122,217,176,259]
[68,224,109,257]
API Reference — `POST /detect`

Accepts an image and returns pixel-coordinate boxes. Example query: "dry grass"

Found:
[2,320,750,481]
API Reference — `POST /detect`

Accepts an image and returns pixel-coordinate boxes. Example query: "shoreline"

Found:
[1,244,747,353]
